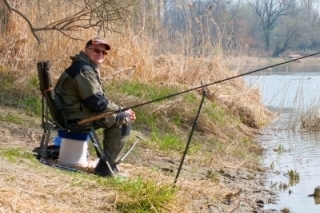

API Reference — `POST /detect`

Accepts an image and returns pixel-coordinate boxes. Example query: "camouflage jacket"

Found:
[54,51,121,123]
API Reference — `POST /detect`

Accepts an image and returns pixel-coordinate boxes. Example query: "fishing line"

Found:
[121,51,320,111]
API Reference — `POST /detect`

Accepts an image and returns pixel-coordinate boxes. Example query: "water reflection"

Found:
[244,63,320,212]
[314,196,320,205]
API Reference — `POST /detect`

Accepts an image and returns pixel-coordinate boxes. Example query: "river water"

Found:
[244,62,320,213]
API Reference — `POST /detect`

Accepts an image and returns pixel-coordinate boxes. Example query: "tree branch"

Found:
[3,0,41,44]
[2,0,133,44]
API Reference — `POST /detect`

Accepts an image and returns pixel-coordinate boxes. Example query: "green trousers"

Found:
[93,115,130,165]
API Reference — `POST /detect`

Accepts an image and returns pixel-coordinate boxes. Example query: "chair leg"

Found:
[89,129,115,177]
[37,122,53,159]
[37,130,47,159]
[88,130,101,158]
[42,127,52,158]
[38,92,50,159]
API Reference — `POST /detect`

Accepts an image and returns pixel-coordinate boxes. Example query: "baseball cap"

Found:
[85,38,111,50]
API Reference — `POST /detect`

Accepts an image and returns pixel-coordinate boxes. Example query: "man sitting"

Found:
[54,37,136,176]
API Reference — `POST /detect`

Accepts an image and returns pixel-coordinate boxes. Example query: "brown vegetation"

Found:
[0,2,277,212]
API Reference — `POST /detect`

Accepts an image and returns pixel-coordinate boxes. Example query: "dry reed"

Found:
[0,1,274,212]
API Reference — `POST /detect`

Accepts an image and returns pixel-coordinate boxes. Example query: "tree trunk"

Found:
[265,31,270,51]
[0,0,10,34]
[272,40,289,57]
[272,47,285,57]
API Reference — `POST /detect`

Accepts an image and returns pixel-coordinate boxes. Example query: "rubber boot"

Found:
[94,158,112,177]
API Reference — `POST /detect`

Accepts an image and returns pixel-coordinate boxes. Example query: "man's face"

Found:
[85,44,108,66]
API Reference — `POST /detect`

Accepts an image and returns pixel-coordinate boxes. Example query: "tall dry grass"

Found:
[0,1,273,141]
[0,0,273,140]
[0,1,238,81]
[0,2,275,212]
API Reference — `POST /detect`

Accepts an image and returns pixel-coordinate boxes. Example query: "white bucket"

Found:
[58,138,88,167]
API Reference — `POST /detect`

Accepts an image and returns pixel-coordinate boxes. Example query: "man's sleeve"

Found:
[75,68,121,112]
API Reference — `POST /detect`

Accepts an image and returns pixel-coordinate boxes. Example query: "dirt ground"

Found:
[0,106,280,213]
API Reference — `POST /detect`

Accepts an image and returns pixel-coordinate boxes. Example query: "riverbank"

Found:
[0,45,281,212]
[0,101,277,213]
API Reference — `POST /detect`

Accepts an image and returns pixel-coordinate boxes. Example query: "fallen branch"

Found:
[208,204,223,213]
[229,200,241,213]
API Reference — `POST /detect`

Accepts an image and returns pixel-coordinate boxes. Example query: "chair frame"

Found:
[36,61,115,176]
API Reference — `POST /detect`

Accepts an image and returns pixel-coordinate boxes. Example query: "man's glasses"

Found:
[87,47,108,55]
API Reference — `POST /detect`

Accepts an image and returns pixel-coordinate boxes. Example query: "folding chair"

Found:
[35,61,116,176]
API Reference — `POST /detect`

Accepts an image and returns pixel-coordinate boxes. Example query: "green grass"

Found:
[108,80,181,102]
[151,131,185,152]
[133,107,159,128]
[0,71,265,172]
[17,96,42,116]
[0,73,42,115]
[204,102,229,124]
[275,144,285,153]
[0,146,177,213]
[0,147,37,163]
[106,80,247,158]
[77,175,177,213]
[0,113,22,124]
[287,169,300,183]
[183,92,198,104]
[0,74,259,162]
[112,178,176,213]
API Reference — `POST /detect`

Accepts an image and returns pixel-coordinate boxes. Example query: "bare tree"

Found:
[272,16,306,56]
[300,0,320,17]
[1,0,134,44]
[251,0,295,51]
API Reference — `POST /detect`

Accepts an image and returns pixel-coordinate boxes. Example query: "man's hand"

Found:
[125,109,136,123]
[116,110,135,136]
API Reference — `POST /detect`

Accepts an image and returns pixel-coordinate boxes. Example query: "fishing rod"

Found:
[77,52,320,184]
[78,51,320,125]
[125,52,320,109]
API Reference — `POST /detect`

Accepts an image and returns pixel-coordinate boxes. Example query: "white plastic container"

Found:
[58,138,88,167]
